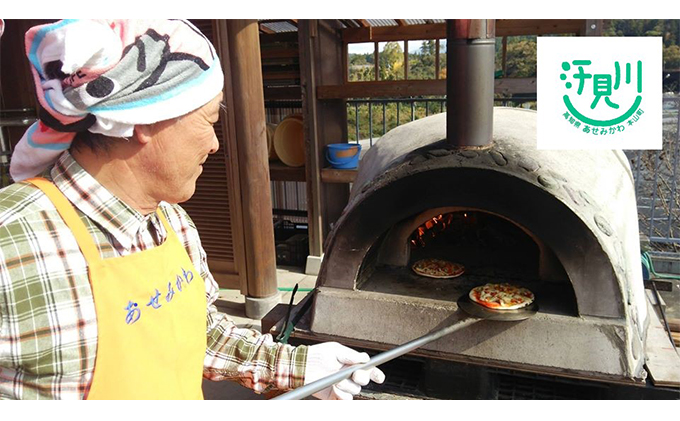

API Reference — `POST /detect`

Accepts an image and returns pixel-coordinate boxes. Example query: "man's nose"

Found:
[209,132,219,154]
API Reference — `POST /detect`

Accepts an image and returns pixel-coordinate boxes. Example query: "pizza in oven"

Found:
[469,283,535,310]
[412,258,465,279]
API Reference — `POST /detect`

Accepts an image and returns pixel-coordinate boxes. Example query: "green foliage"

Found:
[344,20,680,138]
[347,100,446,141]
[348,50,376,81]
[664,45,680,69]
[348,52,374,81]
[409,40,437,80]
[605,19,680,70]
[504,37,537,78]
[379,42,404,81]
[605,19,679,48]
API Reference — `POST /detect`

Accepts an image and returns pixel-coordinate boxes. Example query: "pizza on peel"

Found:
[469,283,535,310]
[412,258,465,279]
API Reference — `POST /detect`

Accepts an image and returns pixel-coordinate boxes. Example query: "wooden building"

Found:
[0,19,603,317]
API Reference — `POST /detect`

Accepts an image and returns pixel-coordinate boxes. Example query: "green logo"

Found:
[560,60,644,135]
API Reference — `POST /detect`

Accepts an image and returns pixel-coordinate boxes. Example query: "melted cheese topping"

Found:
[412,259,464,278]
[469,283,534,310]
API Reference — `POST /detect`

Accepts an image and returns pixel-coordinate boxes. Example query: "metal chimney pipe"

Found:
[446,19,496,148]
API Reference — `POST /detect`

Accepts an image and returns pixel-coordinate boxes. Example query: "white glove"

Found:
[304,342,386,400]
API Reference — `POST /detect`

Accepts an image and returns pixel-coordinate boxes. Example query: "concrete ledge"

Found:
[245,292,281,320]
[310,287,641,380]
[305,254,324,276]
[649,254,680,275]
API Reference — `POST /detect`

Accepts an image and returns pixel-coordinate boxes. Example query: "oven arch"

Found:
[318,166,624,318]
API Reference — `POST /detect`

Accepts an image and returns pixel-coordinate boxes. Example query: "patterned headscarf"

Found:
[10,19,224,182]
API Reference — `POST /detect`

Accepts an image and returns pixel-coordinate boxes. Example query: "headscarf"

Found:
[10,19,224,182]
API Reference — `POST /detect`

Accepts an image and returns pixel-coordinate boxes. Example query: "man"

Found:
[0,19,384,400]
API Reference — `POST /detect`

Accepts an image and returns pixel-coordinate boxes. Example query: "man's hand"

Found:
[304,342,386,400]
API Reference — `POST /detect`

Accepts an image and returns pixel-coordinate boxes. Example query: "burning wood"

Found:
[409,213,456,248]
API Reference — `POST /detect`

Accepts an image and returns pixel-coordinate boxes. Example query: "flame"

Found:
[410,213,455,249]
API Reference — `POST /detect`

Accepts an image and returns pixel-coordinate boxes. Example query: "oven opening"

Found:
[357,209,579,316]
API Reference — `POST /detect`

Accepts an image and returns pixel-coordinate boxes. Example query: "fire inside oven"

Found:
[356,209,578,317]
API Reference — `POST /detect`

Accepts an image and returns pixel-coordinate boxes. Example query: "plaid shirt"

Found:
[0,152,307,400]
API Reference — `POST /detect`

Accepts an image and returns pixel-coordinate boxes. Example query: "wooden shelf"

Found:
[321,168,357,184]
[269,164,358,184]
[264,86,302,101]
[269,161,306,182]
[317,78,536,99]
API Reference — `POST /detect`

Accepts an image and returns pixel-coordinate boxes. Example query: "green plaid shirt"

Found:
[0,152,306,399]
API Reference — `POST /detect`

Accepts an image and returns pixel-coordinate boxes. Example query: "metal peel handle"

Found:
[272,317,479,400]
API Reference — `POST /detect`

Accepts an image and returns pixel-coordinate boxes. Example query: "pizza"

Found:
[469,283,535,310]
[412,258,465,279]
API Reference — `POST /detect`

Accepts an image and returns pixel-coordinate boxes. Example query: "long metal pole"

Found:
[272,317,479,400]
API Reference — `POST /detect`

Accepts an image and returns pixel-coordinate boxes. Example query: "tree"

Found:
[505,38,537,78]
[409,40,437,80]
[665,45,680,69]
[348,52,375,81]
[379,42,404,80]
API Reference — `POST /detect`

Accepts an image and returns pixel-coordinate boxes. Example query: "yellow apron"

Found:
[28,178,206,400]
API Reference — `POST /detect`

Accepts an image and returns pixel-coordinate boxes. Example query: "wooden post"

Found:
[583,19,604,36]
[299,20,350,262]
[0,20,52,149]
[374,41,379,81]
[502,36,508,77]
[435,39,440,79]
[225,20,278,315]
[299,20,324,258]
[404,40,409,80]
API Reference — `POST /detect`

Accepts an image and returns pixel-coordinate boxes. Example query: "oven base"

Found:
[310,286,646,382]
[291,336,678,400]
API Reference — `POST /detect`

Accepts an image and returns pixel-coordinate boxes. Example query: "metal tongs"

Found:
[272,293,538,400]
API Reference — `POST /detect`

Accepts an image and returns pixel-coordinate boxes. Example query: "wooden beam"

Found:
[395,19,408,26]
[319,80,445,98]
[343,20,586,44]
[339,19,357,28]
[497,19,584,36]
[259,23,275,34]
[287,19,299,27]
[356,19,371,28]
[321,168,357,183]
[226,20,278,299]
[316,78,537,99]
[583,19,604,36]
[260,47,299,59]
[263,86,302,101]
[344,23,445,43]
[494,77,537,96]
[262,71,300,81]
[269,162,306,182]
[260,32,299,44]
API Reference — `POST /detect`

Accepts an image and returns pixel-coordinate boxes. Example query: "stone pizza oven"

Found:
[305,20,650,384]
[309,107,649,383]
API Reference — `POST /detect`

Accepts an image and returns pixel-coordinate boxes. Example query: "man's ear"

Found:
[133,124,154,145]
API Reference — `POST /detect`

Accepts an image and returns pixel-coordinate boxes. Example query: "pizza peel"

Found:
[272,288,538,400]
